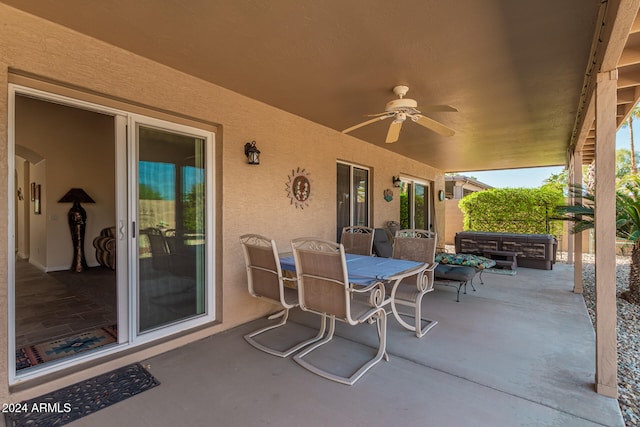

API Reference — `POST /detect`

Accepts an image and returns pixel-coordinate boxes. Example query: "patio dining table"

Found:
[279,253,427,321]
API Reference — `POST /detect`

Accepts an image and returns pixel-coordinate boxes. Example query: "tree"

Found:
[543,169,568,194]
[554,178,640,304]
[620,105,640,175]
[139,184,165,200]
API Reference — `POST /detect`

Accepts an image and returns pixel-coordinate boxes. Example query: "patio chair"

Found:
[340,226,374,256]
[390,229,439,337]
[291,238,388,385]
[239,234,325,357]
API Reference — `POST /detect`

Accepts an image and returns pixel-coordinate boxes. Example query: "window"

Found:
[399,179,433,231]
[336,162,370,241]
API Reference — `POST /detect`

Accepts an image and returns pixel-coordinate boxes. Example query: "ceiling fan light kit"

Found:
[342,85,457,143]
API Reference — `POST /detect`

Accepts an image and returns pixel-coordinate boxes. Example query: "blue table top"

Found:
[280,254,424,285]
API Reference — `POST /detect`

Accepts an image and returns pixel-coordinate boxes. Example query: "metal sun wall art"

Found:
[286,167,312,209]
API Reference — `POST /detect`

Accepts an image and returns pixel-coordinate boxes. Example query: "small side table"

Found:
[483,250,518,270]
[435,253,496,285]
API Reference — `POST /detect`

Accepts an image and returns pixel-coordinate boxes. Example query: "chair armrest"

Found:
[350,281,386,307]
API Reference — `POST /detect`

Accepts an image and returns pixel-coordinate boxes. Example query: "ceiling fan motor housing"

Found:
[385,98,418,112]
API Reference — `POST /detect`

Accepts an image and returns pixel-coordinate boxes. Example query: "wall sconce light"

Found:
[244,140,261,165]
[392,176,402,188]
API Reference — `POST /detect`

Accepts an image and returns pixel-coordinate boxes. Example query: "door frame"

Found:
[7,84,216,384]
[127,113,216,344]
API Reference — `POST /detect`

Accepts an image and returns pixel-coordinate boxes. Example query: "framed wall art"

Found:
[34,184,41,214]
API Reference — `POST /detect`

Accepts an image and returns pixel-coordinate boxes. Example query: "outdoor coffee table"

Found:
[435,252,496,284]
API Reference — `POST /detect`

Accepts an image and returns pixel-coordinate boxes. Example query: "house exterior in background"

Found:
[1,0,639,403]
[444,175,493,245]
[445,174,493,200]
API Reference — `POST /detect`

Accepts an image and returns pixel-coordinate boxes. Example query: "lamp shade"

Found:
[58,188,95,204]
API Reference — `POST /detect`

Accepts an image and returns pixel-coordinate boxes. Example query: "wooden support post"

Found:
[573,151,583,293]
[594,70,618,398]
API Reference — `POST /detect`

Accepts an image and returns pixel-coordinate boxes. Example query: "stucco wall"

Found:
[444,199,464,245]
[0,4,445,400]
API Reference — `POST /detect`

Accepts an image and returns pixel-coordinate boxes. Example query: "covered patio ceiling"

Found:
[3,0,640,171]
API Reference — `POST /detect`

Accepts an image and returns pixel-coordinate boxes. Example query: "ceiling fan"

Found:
[342,85,457,143]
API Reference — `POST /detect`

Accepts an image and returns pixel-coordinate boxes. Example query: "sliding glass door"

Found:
[336,162,370,241]
[132,118,214,337]
[400,179,432,231]
[8,85,216,382]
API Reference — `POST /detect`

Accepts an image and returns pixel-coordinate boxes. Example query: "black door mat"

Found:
[5,363,160,426]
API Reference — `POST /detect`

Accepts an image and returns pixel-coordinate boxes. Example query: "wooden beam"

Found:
[594,70,619,398]
[618,46,640,66]
[617,86,637,103]
[572,0,640,156]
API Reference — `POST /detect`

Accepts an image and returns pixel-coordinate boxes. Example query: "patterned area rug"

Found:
[484,268,517,276]
[4,363,159,427]
[16,325,117,371]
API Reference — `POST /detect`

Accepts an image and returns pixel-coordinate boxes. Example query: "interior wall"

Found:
[28,160,46,270]
[0,4,446,401]
[15,96,115,271]
[14,157,29,259]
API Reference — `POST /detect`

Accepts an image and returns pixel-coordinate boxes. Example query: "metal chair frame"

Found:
[240,234,324,357]
[391,229,439,337]
[291,238,388,385]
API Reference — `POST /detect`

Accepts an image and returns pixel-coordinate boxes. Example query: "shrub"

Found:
[458,187,565,236]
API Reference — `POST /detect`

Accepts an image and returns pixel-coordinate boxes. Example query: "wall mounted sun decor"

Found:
[286,167,312,209]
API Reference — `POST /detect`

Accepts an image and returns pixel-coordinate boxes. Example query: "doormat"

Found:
[16,325,117,371]
[4,363,159,427]
[484,268,517,276]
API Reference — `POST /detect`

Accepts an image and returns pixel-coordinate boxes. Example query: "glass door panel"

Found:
[415,183,426,229]
[137,125,207,333]
[399,180,431,231]
[400,182,410,229]
[353,167,369,226]
[336,163,350,241]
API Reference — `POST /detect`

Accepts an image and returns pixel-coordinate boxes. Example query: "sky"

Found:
[460,125,636,188]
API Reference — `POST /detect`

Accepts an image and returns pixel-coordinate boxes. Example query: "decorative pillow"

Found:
[435,253,495,269]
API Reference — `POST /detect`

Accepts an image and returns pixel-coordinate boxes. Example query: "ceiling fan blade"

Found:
[342,114,393,134]
[418,104,458,113]
[412,114,455,137]
[385,120,403,143]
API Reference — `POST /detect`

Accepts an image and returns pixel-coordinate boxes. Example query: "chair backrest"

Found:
[240,234,289,307]
[373,228,393,258]
[141,227,170,255]
[340,226,374,256]
[393,229,437,264]
[291,238,351,321]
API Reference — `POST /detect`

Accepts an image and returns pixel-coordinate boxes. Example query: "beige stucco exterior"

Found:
[0,5,446,401]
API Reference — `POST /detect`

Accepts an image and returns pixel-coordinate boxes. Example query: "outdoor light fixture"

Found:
[244,140,261,165]
[58,188,95,272]
[392,176,402,188]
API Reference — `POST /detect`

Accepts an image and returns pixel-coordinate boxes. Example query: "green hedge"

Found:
[458,187,565,236]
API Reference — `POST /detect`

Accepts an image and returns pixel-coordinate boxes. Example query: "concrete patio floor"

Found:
[69,263,623,427]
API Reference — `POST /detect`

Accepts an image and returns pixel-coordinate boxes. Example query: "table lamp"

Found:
[58,188,95,272]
